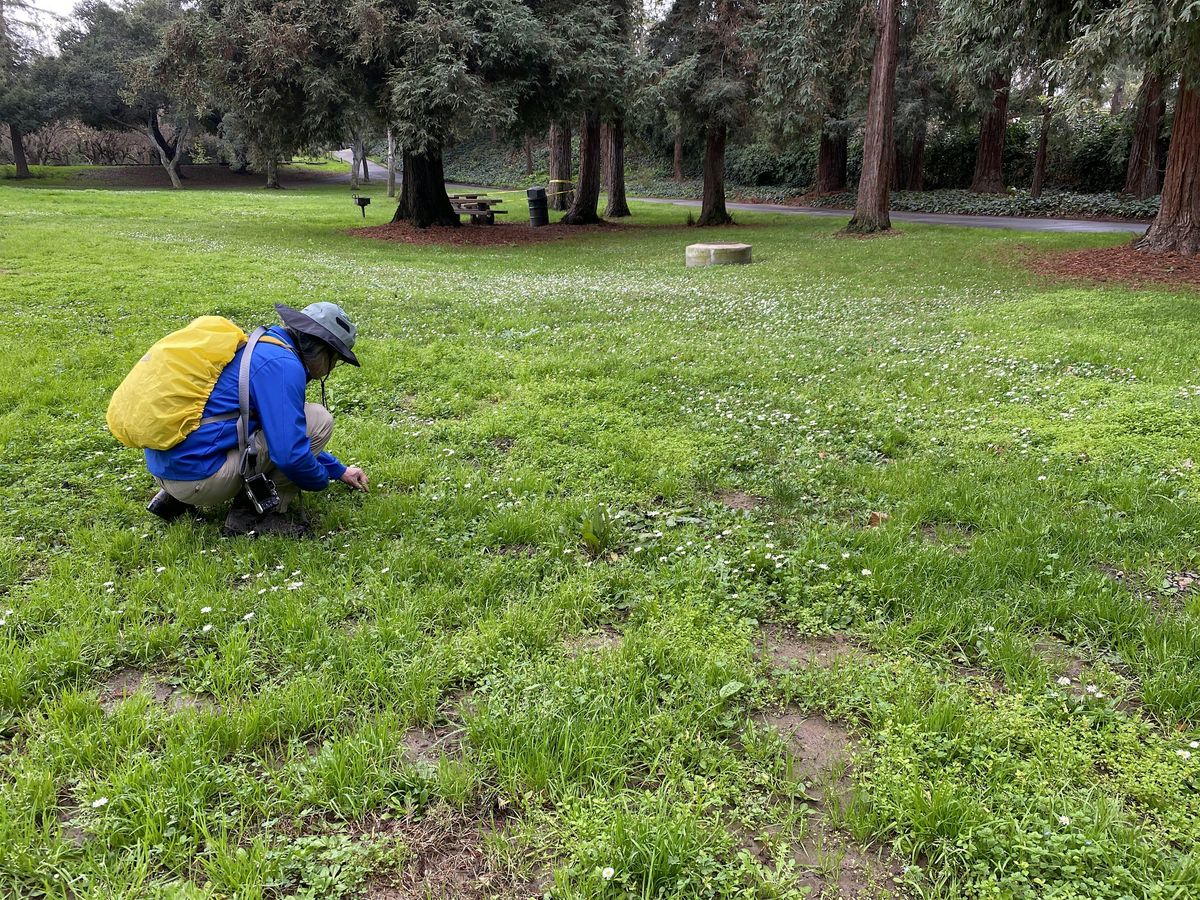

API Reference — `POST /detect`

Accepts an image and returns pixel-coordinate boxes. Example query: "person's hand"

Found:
[340,466,369,492]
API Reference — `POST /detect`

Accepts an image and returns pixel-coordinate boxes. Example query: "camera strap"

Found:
[237,326,269,478]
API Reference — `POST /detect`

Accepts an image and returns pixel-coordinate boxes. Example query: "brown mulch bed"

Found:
[1028,242,1200,289]
[348,219,719,247]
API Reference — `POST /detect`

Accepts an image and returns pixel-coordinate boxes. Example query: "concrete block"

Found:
[685,242,753,267]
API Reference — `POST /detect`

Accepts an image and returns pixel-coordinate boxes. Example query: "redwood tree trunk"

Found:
[604,118,630,218]
[265,156,280,189]
[673,131,684,180]
[1138,81,1200,256]
[698,123,731,226]
[846,0,899,234]
[548,121,573,211]
[9,123,30,178]
[815,126,847,193]
[970,72,1011,194]
[1124,72,1165,200]
[1030,80,1054,199]
[563,109,602,225]
[393,148,459,228]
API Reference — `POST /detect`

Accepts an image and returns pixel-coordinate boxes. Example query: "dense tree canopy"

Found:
[9,0,1198,251]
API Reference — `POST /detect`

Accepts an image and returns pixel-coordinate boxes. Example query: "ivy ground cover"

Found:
[1,179,1198,899]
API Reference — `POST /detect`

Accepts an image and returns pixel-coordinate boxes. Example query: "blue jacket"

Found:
[145,326,346,490]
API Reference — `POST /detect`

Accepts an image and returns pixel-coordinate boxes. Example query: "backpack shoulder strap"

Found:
[238,326,269,475]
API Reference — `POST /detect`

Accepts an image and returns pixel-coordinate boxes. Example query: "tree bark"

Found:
[970,72,1011,193]
[673,130,684,181]
[361,153,369,182]
[604,118,630,218]
[1137,81,1200,256]
[1030,80,1055,199]
[816,126,847,193]
[386,129,396,198]
[1110,77,1126,115]
[1124,71,1165,200]
[548,121,573,211]
[147,112,188,188]
[392,148,458,228]
[349,137,362,190]
[563,109,602,225]
[600,123,611,193]
[698,124,731,226]
[845,0,899,234]
[265,156,280,189]
[9,123,29,178]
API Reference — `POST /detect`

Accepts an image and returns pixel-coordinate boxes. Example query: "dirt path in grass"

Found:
[757,627,908,898]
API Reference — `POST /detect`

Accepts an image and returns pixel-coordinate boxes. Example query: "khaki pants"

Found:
[156,403,334,512]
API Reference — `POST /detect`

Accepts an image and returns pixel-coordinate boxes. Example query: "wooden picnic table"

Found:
[448,194,507,225]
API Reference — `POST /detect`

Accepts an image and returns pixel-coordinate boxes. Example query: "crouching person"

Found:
[108,303,368,537]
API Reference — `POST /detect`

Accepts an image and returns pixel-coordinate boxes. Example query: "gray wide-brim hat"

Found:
[276,302,360,367]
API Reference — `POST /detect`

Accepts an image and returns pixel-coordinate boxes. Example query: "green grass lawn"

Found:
[2,179,1199,899]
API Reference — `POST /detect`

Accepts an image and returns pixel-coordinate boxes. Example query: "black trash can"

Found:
[527,187,549,228]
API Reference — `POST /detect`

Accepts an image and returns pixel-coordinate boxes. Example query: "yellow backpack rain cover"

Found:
[107,316,249,451]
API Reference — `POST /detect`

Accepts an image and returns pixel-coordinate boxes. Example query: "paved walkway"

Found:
[331,152,1147,235]
[333,149,390,181]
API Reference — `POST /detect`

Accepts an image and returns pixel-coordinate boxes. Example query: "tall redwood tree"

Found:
[1124,71,1165,199]
[846,0,900,234]
[1138,82,1199,255]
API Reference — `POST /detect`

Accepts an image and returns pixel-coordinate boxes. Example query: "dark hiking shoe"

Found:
[221,499,310,538]
[147,489,191,522]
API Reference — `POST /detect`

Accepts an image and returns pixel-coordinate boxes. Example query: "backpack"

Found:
[106,316,287,451]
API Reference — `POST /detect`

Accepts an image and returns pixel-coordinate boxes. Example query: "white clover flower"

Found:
[200,606,212,614]
[861,568,872,576]
[601,867,615,881]
[1177,749,1192,760]
[1190,741,1199,750]
[841,552,851,559]
[201,623,213,633]
[243,612,255,621]
[1057,815,1071,826]
[91,797,109,809]
[287,581,304,590]
[1057,676,1072,686]
[155,566,166,574]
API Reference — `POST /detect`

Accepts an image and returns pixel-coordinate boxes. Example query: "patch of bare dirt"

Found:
[57,792,87,848]
[917,522,975,553]
[749,709,906,897]
[565,625,624,657]
[1029,243,1200,289]
[362,806,542,900]
[350,218,694,248]
[490,436,515,452]
[758,626,861,672]
[716,489,765,511]
[401,723,464,768]
[99,667,217,715]
[1100,564,1199,611]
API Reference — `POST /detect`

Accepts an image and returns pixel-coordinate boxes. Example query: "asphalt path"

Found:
[332,150,1147,235]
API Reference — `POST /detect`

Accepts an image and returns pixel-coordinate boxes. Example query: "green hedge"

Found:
[801,188,1158,220]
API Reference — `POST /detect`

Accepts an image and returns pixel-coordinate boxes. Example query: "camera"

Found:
[243,473,281,515]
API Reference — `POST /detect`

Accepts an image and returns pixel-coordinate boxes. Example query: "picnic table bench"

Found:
[448,194,507,225]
